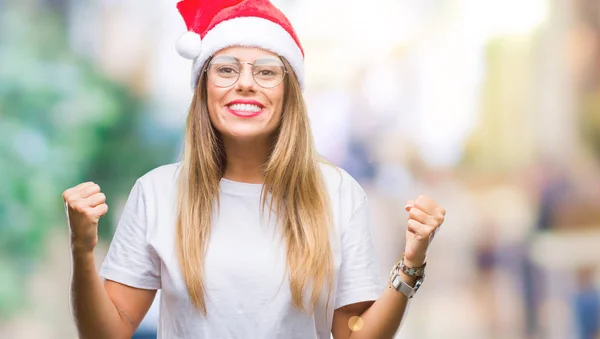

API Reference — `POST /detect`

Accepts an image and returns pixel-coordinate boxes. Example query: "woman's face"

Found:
[205,46,285,141]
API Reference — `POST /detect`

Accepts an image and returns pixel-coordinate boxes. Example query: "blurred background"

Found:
[1,0,599,338]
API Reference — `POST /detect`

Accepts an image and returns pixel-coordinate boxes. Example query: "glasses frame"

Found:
[204,55,288,89]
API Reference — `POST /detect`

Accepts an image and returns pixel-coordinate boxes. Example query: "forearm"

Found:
[70,250,130,339]
[349,273,417,339]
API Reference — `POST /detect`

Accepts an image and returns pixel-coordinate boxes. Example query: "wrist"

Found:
[403,258,425,269]
[70,241,95,259]
[403,252,426,268]
[399,271,418,287]
[388,257,426,299]
[70,233,97,254]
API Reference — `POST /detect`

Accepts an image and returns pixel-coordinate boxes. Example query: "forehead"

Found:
[213,46,279,61]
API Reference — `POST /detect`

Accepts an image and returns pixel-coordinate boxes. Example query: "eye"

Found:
[258,69,276,76]
[254,66,282,78]
[217,66,239,75]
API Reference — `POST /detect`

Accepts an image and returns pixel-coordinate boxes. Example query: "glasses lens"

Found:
[207,56,286,88]
[208,56,240,87]
[253,58,285,88]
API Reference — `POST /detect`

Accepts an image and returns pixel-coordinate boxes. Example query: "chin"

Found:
[221,125,274,139]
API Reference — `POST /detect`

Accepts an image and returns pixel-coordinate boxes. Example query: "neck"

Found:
[221,135,272,184]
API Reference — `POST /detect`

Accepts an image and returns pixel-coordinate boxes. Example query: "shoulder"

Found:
[318,159,367,211]
[134,162,182,198]
[137,162,182,186]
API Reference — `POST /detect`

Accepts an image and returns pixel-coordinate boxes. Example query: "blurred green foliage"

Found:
[581,92,600,159]
[0,3,178,318]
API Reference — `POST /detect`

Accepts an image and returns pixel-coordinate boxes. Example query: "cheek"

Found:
[206,85,219,109]
[206,86,226,123]
[270,89,285,117]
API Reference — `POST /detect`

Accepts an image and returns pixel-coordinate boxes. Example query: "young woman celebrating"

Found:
[63,0,446,338]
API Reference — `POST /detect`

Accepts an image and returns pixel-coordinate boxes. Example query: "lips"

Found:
[226,100,265,118]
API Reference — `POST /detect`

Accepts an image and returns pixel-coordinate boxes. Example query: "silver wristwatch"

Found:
[389,270,424,299]
[388,257,425,299]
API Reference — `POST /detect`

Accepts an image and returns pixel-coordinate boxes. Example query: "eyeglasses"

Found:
[206,55,287,88]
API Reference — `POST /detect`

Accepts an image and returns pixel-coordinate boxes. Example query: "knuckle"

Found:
[83,208,96,218]
[98,204,109,216]
[73,204,89,215]
[71,201,84,212]
[426,216,436,226]
[85,184,99,194]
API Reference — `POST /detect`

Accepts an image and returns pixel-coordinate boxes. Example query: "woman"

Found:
[63,0,446,338]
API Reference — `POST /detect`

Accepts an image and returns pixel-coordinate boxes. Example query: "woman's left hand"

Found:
[403,195,446,267]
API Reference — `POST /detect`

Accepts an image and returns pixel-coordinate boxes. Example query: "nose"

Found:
[235,63,256,92]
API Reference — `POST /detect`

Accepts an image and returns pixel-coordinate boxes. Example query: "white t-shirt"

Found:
[99,162,382,339]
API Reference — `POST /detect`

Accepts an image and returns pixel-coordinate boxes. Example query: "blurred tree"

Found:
[0,2,177,319]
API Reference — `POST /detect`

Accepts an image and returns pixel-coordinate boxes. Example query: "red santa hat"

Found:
[176,0,305,89]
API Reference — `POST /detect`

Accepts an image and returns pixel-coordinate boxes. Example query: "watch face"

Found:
[392,275,403,289]
[414,278,424,291]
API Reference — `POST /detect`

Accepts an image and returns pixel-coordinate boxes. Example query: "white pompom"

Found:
[176,31,202,60]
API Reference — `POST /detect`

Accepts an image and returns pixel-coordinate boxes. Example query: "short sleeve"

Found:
[334,196,383,309]
[99,180,161,289]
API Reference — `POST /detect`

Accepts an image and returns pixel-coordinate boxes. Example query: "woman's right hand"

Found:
[62,182,108,253]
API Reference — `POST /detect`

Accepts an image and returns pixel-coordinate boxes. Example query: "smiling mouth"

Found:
[226,103,264,117]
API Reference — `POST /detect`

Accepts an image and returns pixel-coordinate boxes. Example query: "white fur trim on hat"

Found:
[176,31,202,60]
[189,17,305,90]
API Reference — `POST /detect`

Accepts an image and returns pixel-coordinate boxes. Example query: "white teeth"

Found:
[228,104,262,112]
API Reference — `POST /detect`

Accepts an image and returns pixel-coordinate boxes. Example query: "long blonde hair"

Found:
[175,58,333,315]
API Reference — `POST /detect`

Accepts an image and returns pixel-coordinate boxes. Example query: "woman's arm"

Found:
[331,271,416,339]
[65,182,157,339]
[332,195,445,339]
[71,250,156,339]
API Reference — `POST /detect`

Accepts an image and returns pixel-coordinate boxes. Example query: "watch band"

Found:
[399,253,426,277]
[388,256,426,299]
[389,269,424,299]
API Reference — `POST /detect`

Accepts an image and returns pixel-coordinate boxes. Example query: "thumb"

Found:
[405,200,415,213]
